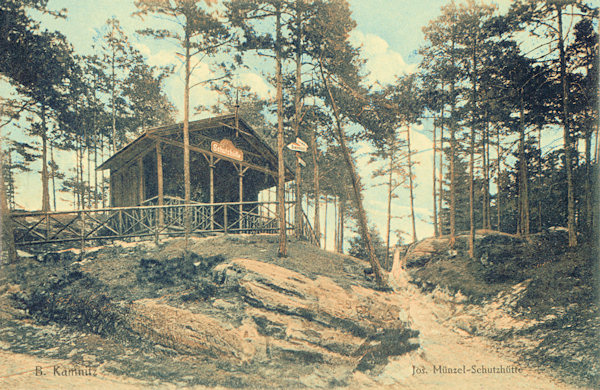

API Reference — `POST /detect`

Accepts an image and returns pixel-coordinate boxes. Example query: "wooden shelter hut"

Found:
[97,114,294,231]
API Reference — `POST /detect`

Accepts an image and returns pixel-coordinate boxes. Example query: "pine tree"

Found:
[135,0,229,246]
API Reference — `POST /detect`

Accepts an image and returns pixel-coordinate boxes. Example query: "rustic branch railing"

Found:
[11,201,317,248]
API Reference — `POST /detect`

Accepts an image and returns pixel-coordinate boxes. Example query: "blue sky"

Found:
[5,0,546,246]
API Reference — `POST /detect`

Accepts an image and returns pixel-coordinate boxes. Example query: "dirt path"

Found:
[347,267,586,390]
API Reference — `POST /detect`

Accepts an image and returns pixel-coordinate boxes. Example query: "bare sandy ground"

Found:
[352,259,587,390]
[1,283,582,390]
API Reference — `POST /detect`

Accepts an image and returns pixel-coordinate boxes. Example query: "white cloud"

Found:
[350,30,417,85]
[147,49,180,68]
[235,72,273,100]
[133,42,152,57]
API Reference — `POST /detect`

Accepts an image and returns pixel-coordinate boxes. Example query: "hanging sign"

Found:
[287,142,308,152]
[211,139,244,161]
[295,137,308,149]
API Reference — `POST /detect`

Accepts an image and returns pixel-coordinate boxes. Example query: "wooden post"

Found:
[210,156,215,230]
[156,142,164,226]
[138,157,144,205]
[323,196,328,250]
[109,172,113,207]
[45,212,50,242]
[238,165,244,231]
[224,203,228,234]
[80,210,85,255]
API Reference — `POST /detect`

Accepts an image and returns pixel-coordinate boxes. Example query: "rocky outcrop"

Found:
[128,299,256,363]
[208,258,419,369]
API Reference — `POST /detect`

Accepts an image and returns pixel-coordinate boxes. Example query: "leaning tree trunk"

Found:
[320,65,387,287]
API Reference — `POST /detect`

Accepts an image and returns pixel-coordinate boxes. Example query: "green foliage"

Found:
[348,226,387,264]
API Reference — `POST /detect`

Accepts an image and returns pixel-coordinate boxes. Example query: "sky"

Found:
[4,0,559,247]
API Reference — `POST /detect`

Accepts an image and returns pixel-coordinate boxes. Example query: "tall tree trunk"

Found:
[339,197,345,254]
[320,66,386,286]
[556,4,577,247]
[518,92,530,236]
[311,128,320,246]
[111,46,117,154]
[333,195,338,252]
[323,196,328,250]
[293,0,303,238]
[101,133,105,209]
[438,93,444,234]
[497,125,502,231]
[537,126,543,232]
[183,26,192,246]
[0,136,17,264]
[433,118,438,237]
[468,38,477,259]
[385,149,394,264]
[85,127,91,210]
[41,104,50,212]
[50,141,56,211]
[406,125,417,243]
[481,115,489,229]
[584,130,592,234]
[78,134,85,210]
[75,141,80,209]
[276,4,287,257]
[449,41,457,247]
[7,150,13,209]
[94,127,98,209]
[484,118,491,229]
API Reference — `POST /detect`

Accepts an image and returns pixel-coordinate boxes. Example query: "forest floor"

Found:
[0,233,595,389]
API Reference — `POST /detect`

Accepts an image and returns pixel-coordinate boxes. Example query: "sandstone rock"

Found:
[128,299,256,363]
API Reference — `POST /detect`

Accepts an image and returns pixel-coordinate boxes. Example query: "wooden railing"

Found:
[11,201,319,248]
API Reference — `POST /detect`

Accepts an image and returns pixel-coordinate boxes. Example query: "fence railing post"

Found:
[118,209,123,236]
[45,212,50,242]
[154,207,160,245]
[80,210,85,255]
[224,204,228,234]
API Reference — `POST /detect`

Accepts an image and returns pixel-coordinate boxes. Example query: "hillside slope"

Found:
[0,232,594,389]
[0,235,417,389]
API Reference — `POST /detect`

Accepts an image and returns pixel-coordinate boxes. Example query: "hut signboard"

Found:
[211,139,243,161]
